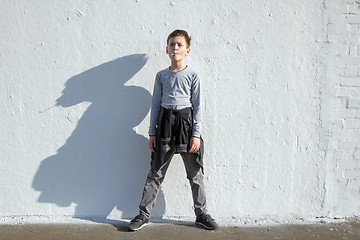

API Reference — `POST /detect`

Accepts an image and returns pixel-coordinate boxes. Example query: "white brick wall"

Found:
[322,0,360,217]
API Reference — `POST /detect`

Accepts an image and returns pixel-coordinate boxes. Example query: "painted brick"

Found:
[344,33,359,45]
[346,24,359,35]
[343,148,356,159]
[334,86,360,97]
[328,23,346,35]
[344,0,360,3]
[328,11,346,24]
[347,98,360,108]
[339,77,360,87]
[332,128,360,139]
[335,87,360,97]
[337,170,360,181]
[330,129,343,139]
[346,4,359,14]
[338,154,360,169]
[345,64,358,76]
[328,10,347,24]
[348,45,359,56]
[324,0,360,219]
[328,1,347,13]
[335,108,356,118]
[336,65,347,76]
[336,44,349,56]
[331,119,345,129]
[328,33,341,43]
[356,109,360,118]
[340,56,360,66]
[334,97,349,109]
[355,149,360,160]
[344,118,360,128]
[345,14,360,24]
[332,31,356,44]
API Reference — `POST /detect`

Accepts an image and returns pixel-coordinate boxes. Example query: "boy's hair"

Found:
[167,29,191,48]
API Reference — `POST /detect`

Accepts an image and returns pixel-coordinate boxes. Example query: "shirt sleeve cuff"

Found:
[148,129,157,136]
[192,131,201,138]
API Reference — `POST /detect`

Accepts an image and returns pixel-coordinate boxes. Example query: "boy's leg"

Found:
[180,151,207,217]
[138,141,176,219]
[180,151,219,230]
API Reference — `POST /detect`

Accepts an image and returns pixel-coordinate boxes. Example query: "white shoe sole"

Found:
[195,221,217,230]
[129,222,149,231]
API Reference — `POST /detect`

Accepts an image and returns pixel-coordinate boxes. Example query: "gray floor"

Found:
[1,219,360,240]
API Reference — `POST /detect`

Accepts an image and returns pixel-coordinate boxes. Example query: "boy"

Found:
[128,30,218,231]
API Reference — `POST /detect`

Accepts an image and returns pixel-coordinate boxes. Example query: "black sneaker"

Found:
[195,214,219,230]
[128,214,149,231]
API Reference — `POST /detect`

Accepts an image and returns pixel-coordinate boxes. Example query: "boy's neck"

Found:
[170,60,187,72]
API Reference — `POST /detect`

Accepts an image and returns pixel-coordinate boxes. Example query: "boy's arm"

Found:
[191,73,201,138]
[149,136,156,153]
[189,137,200,153]
[149,73,162,137]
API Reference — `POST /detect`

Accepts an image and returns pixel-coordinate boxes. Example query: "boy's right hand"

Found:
[149,136,156,152]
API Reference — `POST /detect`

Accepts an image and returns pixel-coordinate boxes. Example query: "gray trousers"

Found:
[138,138,207,219]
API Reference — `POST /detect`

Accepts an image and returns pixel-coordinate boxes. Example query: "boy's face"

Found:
[166,35,190,61]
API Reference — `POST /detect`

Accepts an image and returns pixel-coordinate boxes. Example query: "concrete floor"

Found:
[1,219,360,240]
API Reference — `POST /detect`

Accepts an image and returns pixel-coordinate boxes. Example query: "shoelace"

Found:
[132,215,147,222]
[200,214,213,222]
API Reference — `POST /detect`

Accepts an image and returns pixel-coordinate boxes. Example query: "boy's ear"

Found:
[186,48,191,56]
[166,47,169,54]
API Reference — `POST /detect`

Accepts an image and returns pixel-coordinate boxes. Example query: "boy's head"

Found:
[167,29,191,48]
[166,30,191,60]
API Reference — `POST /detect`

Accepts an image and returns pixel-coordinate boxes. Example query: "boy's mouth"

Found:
[171,53,176,56]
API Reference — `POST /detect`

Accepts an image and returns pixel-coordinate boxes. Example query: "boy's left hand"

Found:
[189,137,200,153]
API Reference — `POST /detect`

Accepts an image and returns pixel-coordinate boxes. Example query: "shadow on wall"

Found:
[32,54,165,221]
